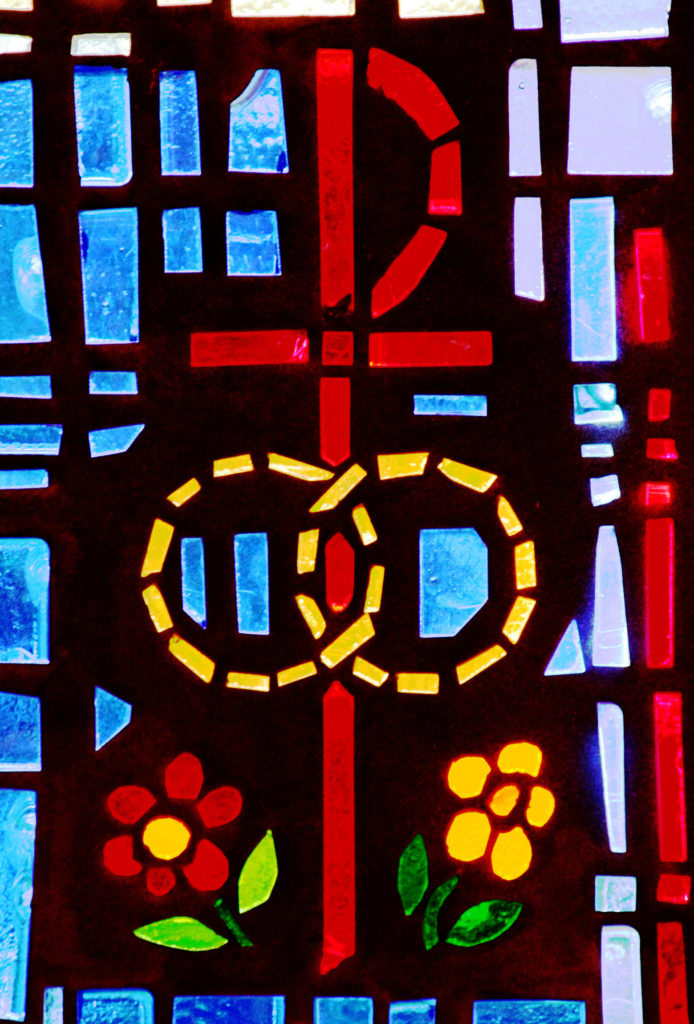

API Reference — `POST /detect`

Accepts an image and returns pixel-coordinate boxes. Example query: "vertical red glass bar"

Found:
[320,377,351,467]
[322,680,355,974]
[654,693,688,863]
[325,532,355,613]
[316,50,354,314]
[634,228,670,343]
[658,922,689,1024]
[646,518,675,668]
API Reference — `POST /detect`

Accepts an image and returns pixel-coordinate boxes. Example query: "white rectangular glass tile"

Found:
[601,926,643,1024]
[570,198,616,362]
[593,526,630,668]
[0,34,32,53]
[512,0,542,29]
[581,443,614,458]
[514,197,544,300]
[590,475,621,507]
[71,33,132,56]
[597,702,627,852]
[231,0,353,15]
[508,59,541,177]
[559,0,669,42]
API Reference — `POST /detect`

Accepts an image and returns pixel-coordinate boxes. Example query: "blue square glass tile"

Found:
[78,991,154,1024]
[226,211,281,276]
[0,692,40,770]
[0,538,49,664]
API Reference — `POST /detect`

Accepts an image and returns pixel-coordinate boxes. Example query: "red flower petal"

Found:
[107,785,156,824]
[103,836,142,877]
[183,839,229,891]
[165,752,204,800]
[196,787,243,828]
[147,866,176,896]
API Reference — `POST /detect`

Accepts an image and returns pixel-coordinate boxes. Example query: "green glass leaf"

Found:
[446,900,523,947]
[133,916,228,951]
[238,829,278,913]
[398,834,429,916]
[422,876,458,950]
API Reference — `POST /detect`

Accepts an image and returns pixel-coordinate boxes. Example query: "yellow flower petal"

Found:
[488,784,520,817]
[497,741,542,777]
[446,810,491,863]
[526,785,556,828]
[491,826,532,880]
[142,816,191,861]
[447,755,491,798]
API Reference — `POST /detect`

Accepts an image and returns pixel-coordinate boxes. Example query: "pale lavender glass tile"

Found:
[560,0,669,42]
[508,59,541,177]
[514,197,544,300]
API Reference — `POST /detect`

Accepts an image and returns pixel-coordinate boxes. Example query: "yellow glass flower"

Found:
[142,816,192,861]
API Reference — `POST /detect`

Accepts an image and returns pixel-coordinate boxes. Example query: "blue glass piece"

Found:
[0,789,36,1023]
[601,926,643,1024]
[0,376,51,399]
[159,71,201,176]
[0,538,49,664]
[94,686,132,751]
[73,67,132,186]
[0,425,62,455]
[413,394,487,417]
[0,692,40,770]
[473,1003,586,1024]
[226,211,281,276]
[173,996,285,1024]
[315,999,374,1024]
[88,424,144,458]
[570,198,616,362]
[514,197,544,300]
[581,443,614,458]
[595,875,637,913]
[0,205,51,344]
[181,537,207,628]
[573,384,623,427]
[89,371,138,396]
[79,208,139,344]
[43,988,64,1024]
[544,619,586,676]
[228,69,289,174]
[389,1001,436,1024]
[598,702,627,853]
[0,81,33,187]
[0,470,49,490]
[590,475,621,507]
[234,533,269,635]
[419,527,488,638]
[162,208,203,274]
[593,525,630,668]
[78,991,154,1024]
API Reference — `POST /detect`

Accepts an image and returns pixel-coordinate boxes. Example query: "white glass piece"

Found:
[399,0,484,17]
[593,526,630,668]
[508,59,541,177]
[601,926,643,1024]
[514,197,544,300]
[595,876,637,913]
[570,199,616,363]
[598,702,626,853]
[582,444,614,458]
[0,35,32,53]
[560,0,669,42]
[512,0,542,28]
[231,0,353,14]
[71,33,132,56]
[590,475,621,507]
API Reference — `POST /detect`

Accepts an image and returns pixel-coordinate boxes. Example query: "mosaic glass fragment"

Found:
[0,538,48,664]
[649,388,671,421]
[367,49,459,142]
[544,619,585,676]
[268,453,333,482]
[78,991,154,1024]
[352,505,377,545]
[162,208,203,274]
[514,197,544,300]
[310,464,366,513]
[598,702,627,853]
[181,537,207,628]
[514,540,536,589]
[399,0,483,14]
[497,741,542,776]
[226,211,281,276]
[497,496,522,536]
[135,917,226,950]
[320,378,351,467]
[364,564,385,613]
[414,394,487,417]
[0,35,31,53]
[446,811,490,862]
[601,926,643,1024]
[79,208,138,344]
[635,229,669,342]
[448,756,490,798]
[473,1003,586,1023]
[0,425,61,455]
[74,67,132,186]
[419,528,488,638]
[658,875,691,905]
[0,376,50,399]
[168,634,215,682]
[508,60,541,177]
[447,900,522,947]
[0,205,50,343]
[371,225,446,319]
[277,661,316,686]
[159,71,201,176]
[570,199,616,362]
[173,998,284,1024]
[658,922,689,1024]
[71,33,131,56]
[642,482,673,507]
[229,70,288,174]
[43,988,63,1024]
[234,533,269,635]
[389,1002,435,1024]
[0,789,36,1022]
[141,584,172,633]
[295,595,326,639]
[590,475,621,507]
[141,519,174,577]
[646,519,674,668]
[574,384,623,426]
[512,0,542,29]
[94,687,131,751]
[315,1001,372,1024]
[647,438,678,460]
[428,143,462,216]
[559,0,670,43]
[0,0,31,11]
[352,656,388,686]
[238,830,277,912]
[456,645,506,684]
[654,692,687,862]
[396,673,439,694]
[193,331,308,366]
[581,443,614,458]
[369,331,492,367]
[325,532,354,613]
[322,331,353,366]
[88,424,144,457]
[231,0,353,17]
[438,457,496,492]
[378,452,428,479]
[226,671,270,692]
[423,877,458,948]
[321,614,374,668]
[398,835,428,915]
[0,81,32,187]
[593,526,630,667]
[213,454,254,476]
[297,529,320,573]
[595,875,637,913]
[0,469,48,489]
[502,596,536,644]
[89,371,138,395]
[167,478,200,506]
[0,692,40,770]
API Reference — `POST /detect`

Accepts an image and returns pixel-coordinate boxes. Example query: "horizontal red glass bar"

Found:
[429,142,463,216]
[635,228,670,343]
[658,922,689,1024]
[658,874,691,905]
[325,532,355,613]
[369,330,493,367]
[322,331,353,366]
[649,388,672,422]
[645,518,675,669]
[367,47,459,142]
[648,438,679,461]
[320,377,351,467]
[641,483,674,508]
[371,225,447,319]
[654,693,688,863]
[191,331,309,366]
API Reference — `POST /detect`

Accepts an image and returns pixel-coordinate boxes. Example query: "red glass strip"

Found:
[322,680,355,974]
[325,532,355,613]
[322,331,354,366]
[428,142,463,216]
[658,922,689,1024]
[191,330,309,367]
[635,228,670,343]
[646,518,675,669]
[369,330,493,367]
[649,388,672,422]
[367,48,459,142]
[658,874,692,905]
[316,50,354,314]
[648,438,679,461]
[642,483,674,508]
[320,378,351,467]
[654,693,688,863]
[371,225,447,318]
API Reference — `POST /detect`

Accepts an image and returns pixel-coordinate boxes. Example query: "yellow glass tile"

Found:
[446,810,491,862]
[497,495,523,536]
[309,463,367,513]
[437,457,497,493]
[142,816,191,860]
[320,614,375,668]
[277,661,317,687]
[213,454,254,477]
[491,826,532,880]
[456,644,506,685]
[141,584,173,633]
[295,594,327,639]
[352,504,378,545]
[377,452,429,480]
[268,452,334,482]
[514,540,537,589]
[488,783,520,817]
[141,519,175,577]
[352,656,389,687]
[447,756,491,798]
[396,672,439,694]
[168,634,215,683]
[364,565,385,613]
[502,596,537,644]
[497,741,542,777]
[167,477,201,507]
[297,529,320,574]
[526,785,556,828]
[226,671,271,692]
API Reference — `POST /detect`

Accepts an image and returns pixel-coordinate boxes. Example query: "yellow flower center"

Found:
[142,816,191,861]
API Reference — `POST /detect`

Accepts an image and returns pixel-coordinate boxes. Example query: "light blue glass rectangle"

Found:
[419,528,488,638]
[181,537,207,628]
[79,208,139,344]
[414,394,487,417]
[159,71,201,176]
[43,988,64,1024]
[0,81,33,188]
[315,999,374,1024]
[514,196,544,300]
[595,875,637,912]
[163,207,203,273]
[581,443,614,458]
[508,59,541,176]
[0,538,49,664]
[598,702,627,852]
[512,0,543,29]
[0,470,49,490]
[0,425,62,455]
[0,789,36,1022]
[226,210,281,276]
[228,69,289,174]
[78,990,154,1024]
[590,474,621,507]
[89,371,138,395]
[88,423,144,458]
[234,532,269,635]
[560,0,669,41]
[389,1001,435,1024]
[0,376,51,399]
[174,996,285,1024]
[0,205,51,344]
[473,1002,586,1024]
[0,692,40,770]
[593,526,630,669]
[570,198,616,362]
[74,67,132,186]
[601,926,643,1024]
